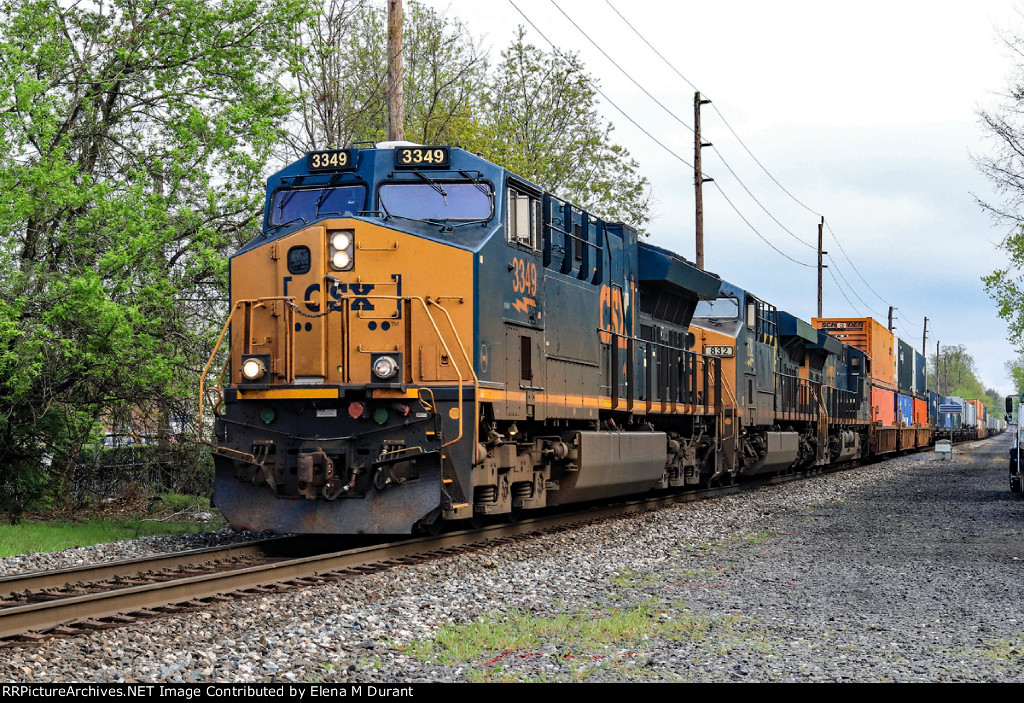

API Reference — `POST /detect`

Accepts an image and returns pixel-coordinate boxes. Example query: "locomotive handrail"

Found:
[427,296,480,451]
[198,296,297,437]
[813,383,829,425]
[337,292,476,449]
[199,291,475,450]
[707,360,737,444]
[814,384,829,464]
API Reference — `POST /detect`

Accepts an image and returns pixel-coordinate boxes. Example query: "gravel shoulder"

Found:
[3,435,1024,683]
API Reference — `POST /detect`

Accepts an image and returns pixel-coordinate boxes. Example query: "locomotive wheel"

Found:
[414,510,445,536]
[502,507,523,523]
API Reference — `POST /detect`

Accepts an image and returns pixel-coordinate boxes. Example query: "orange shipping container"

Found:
[913,398,927,426]
[871,386,895,426]
[813,317,895,390]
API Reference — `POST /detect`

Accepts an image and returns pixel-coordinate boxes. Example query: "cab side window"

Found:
[507,187,540,250]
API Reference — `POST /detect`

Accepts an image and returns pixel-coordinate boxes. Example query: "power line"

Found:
[548,0,693,134]
[603,0,917,316]
[710,182,814,268]
[825,266,863,316]
[824,224,929,333]
[504,0,693,169]
[551,0,815,252]
[822,222,892,313]
[507,0,817,268]
[825,254,884,318]
[604,0,821,218]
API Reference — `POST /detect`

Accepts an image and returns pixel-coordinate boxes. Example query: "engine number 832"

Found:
[703,345,735,357]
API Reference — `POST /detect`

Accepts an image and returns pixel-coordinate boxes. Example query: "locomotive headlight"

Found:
[372,355,399,380]
[329,229,354,271]
[331,250,352,269]
[241,357,267,381]
[331,232,352,250]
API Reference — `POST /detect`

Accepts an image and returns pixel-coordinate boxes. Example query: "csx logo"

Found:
[283,277,375,312]
[311,282,375,312]
[599,284,627,346]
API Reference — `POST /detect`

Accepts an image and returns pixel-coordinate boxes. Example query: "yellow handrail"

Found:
[199,291,476,450]
[427,297,480,451]
[198,296,296,438]
[706,360,737,443]
[324,292,473,447]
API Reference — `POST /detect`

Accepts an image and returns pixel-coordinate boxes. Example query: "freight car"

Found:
[201,143,987,534]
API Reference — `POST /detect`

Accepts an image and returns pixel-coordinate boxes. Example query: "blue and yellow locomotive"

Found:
[205,143,729,533]
[204,143,965,535]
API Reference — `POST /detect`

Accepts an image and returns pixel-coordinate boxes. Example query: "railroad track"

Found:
[0,486,735,645]
[0,445,979,646]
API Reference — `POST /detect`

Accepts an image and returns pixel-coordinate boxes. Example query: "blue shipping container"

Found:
[914,351,927,397]
[897,393,914,425]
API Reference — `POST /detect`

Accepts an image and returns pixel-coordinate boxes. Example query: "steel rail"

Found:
[0,537,301,601]
[0,492,727,643]
[2,439,992,644]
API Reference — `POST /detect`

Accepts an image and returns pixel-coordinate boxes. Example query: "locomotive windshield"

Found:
[693,296,740,318]
[269,185,366,226]
[379,182,493,222]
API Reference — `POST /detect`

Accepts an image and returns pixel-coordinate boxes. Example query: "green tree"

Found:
[978,23,1024,348]
[467,27,650,229]
[0,0,308,509]
[929,344,1003,414]
[1006,353,1024,395]
[283,14,649,229]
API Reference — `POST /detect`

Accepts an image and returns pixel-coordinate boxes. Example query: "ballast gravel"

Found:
[2,435,1024,683]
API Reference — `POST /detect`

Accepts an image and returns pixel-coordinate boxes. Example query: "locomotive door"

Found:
[748,297,778,426]
[505,324,543,420]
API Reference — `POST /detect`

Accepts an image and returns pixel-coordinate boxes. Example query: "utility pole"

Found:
[386,0,404,141]
[922,317,928,356]
[936,340,940,395]
[694,92,713,270]
[888,306,896,333]
[817,216,827,318]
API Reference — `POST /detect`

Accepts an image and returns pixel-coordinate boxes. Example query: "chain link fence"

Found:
[72,442,214,500]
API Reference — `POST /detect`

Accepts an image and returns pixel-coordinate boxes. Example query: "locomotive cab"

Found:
[208,145,497,533]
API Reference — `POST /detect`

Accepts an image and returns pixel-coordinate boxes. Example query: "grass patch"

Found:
[745,531,772,545]
[0,517,219,558]
[400,601,729,681]
[0,491,224,558]
[154,491,209,512]
[609,568,661,588]
[967,639,1024,666]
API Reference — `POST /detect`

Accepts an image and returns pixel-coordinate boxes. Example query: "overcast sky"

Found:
[423,0,1023,393]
